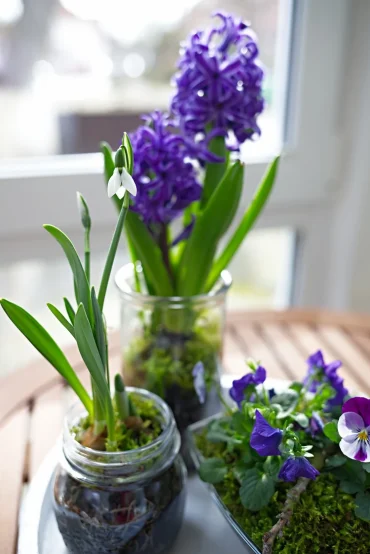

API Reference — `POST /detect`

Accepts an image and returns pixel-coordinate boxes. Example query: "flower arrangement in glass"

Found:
[189,351,370,554]
[101,12,280,435]
[0,139,186,554]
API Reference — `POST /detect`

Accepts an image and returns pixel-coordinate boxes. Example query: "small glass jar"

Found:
[53,389,186,554]
[115,263,232,436]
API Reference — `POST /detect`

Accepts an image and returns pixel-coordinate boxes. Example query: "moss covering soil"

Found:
[196,432,370,554]
[72,392,162,452]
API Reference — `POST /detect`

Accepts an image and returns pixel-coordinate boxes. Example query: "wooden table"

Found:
[2,309,370,554]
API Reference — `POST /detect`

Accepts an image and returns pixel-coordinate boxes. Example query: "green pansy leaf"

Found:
[362,462,370,473]
[292,413,310,428]
[199,458,228,484]
[340,480,364,494]
[355,492,370,521]
[240,468,275,511]
[323,421,341,444]
[325,454,347,469]
[263,456,281,480]
[289,382,304,393]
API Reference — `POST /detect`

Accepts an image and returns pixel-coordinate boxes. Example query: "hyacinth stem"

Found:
[262,477,310,554]
[201,135,228,208]
[158,223,174,286]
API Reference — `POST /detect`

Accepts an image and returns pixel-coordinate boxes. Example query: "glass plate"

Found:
[187,416,262,554]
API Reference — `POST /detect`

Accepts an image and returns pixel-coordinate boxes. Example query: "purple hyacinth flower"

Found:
[304,350,348,407]
[192,362,206,404]
[278,456,320,482]
[250,410,282,456]
[229,366,266,406]
[338,397,370,462]
[129,111,202,227]
[171,12,265,155]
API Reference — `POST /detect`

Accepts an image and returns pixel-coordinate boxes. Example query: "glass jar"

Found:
[115,263,232,436]
[53,389,186,554]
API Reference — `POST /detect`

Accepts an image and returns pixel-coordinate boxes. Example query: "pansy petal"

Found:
[120,167,137,197]
[342,397,370,427]
[107,169,121,198]
[338,411,365,437]
[340,437,370,462]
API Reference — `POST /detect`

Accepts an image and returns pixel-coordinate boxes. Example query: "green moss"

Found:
[196,432,370,553]
[124,318,221,395]
[73,393,163,452]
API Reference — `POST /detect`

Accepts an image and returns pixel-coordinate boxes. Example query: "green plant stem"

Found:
[158,223,174,288]
[201,135,228,208]
[98,193,129,310]
[114,374,130,419]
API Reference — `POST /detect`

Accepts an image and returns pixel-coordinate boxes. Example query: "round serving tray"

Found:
[18,443,251,554]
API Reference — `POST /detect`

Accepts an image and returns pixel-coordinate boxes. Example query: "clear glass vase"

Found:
[115,263,232,437]
[53,389,186,554]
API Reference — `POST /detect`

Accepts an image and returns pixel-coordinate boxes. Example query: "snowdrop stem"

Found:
[98,192,129,310]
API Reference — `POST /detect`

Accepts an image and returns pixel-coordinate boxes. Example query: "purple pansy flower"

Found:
[338,397,370,462]
[304,350,348,407]
[129,111,202,227]
[171,12,264,154]
[250,410,282,456]
[278,456,320,482]
[192,362,206,404]
[229,366,266,406]
[309,412,324,436]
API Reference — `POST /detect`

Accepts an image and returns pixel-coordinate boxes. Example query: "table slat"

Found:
[0,408,29,554]
[29,386,65,478]
[287,323,361,392]
[223,327,250,376]
[231,323,289,380]
[258,323,308,381]
[317,326,370,394]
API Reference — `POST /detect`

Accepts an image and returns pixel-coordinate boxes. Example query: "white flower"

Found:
[107,167,137,199]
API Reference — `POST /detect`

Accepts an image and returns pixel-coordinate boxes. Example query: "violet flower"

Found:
[250,410,282,456]
[304,350,348,407]
[229,366,266,406]
[278,456,320,482]
[192,362,206,404]
[338,397,370,462]
[129,111,202,227]
[171,12,264,154]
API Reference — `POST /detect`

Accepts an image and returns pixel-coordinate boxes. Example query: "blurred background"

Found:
[1,0,369,374]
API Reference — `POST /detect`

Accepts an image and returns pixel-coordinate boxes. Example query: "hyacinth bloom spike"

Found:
[250,410,282,456]
[338,397,370,462]
[171,12,264,153]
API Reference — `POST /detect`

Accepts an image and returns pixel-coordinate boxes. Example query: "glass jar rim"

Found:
[115,262,232,306]
[62,388,180,484]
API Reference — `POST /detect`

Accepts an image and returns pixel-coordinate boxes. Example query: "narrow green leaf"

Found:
[91,287,107,371]
[100,141,115,184]
[201,136,228,208]
[125,210,175,296]
[98,195,129,310]
[323,421,341,444]
[0,299,92,415]
[64,297,75,324]
[47,303,75,337]
[206,156,280,291]
[240,468,275,511]
[199,458,227,484]
[43,225,91,318]
[114,374,129,420]
[177,161,244,295]
[340,480,364,494]
[74,304,115,443]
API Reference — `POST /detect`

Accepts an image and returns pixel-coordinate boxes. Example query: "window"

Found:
[0,0,287,159]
